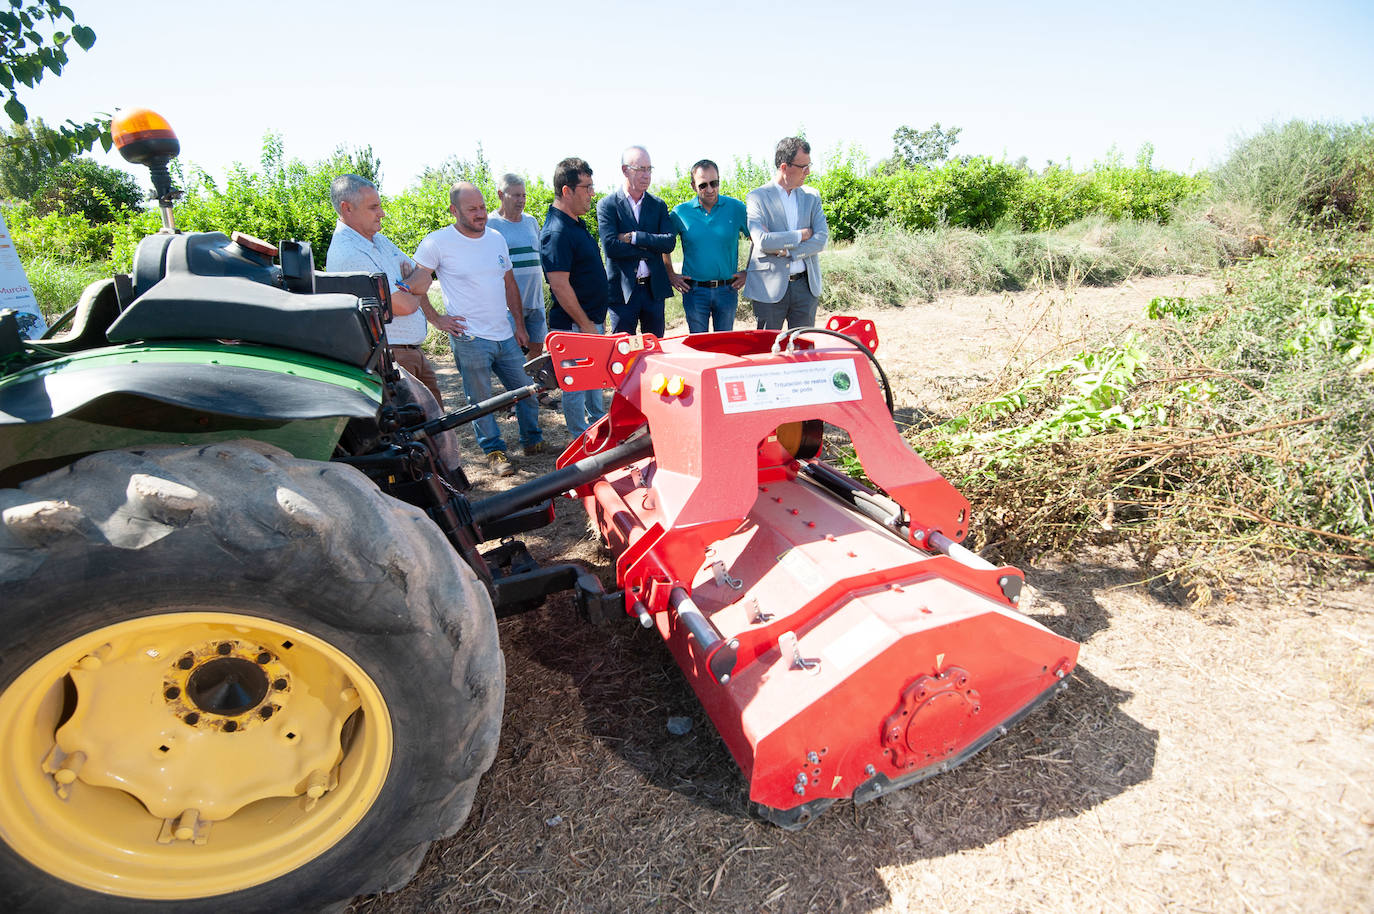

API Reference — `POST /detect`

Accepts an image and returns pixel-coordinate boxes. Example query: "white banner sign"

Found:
[717,357,863,414]
[0,210,46,338]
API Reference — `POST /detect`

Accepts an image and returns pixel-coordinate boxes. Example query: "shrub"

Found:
[6,204,115,263]
[32,158,143,223]
[22,255,106,321]
[819,211,1237,310]
[1209,120,1374,226]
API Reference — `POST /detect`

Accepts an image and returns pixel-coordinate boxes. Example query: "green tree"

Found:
[414,143,493,196]
[0,115,62,197]
[887,122,963,171]
[0,1,106,157]
[33,156,142,221]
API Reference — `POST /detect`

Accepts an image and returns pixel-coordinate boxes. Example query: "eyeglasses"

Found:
[625,165,653,174]
[696,179,720,191]
[575,182,594,192]
[786,160,812,172]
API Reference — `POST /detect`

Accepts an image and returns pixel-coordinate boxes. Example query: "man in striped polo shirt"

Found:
[487,173,556,409]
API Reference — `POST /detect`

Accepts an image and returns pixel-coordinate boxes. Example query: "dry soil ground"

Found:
[355,276,1374,914]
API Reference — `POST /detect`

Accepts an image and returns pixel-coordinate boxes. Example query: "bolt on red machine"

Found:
[545,317,1079,827]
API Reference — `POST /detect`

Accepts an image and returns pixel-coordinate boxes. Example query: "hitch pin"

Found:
[926,530,995,570]
[777,631,821,675]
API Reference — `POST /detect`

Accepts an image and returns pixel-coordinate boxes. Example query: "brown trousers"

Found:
[392,345,444,408]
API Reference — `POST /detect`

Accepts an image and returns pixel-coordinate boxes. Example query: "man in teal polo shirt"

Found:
[665,159,750,333]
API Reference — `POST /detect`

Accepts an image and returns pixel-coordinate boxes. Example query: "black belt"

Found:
[392,343,422,349]
[634,275,651,286]
[686,278,732,288]
[789,269,809,282]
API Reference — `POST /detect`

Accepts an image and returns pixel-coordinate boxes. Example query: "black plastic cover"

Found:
[106,275,375,368]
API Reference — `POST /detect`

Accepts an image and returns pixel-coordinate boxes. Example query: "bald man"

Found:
[596,145,676,337]
[407,182,543,477]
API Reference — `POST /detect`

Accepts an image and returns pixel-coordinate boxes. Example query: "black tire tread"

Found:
[0,441,503,912]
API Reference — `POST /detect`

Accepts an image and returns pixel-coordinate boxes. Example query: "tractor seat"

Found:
[105,274,376,368]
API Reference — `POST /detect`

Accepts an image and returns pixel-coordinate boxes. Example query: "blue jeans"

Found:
[683,284,738,333]
[450,334,542,455]
[558,323,606,436]
[508,305,548,349]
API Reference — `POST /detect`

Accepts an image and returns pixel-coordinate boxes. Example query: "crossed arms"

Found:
[747,188,829,259]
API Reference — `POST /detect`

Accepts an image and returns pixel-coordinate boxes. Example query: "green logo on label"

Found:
[756,381,767,393]
[832,371,852,391]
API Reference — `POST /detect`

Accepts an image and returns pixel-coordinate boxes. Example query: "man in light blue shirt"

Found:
[665,159,750,333]
[324,174,461,406]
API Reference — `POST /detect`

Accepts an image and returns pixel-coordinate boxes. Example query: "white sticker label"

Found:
[0,211,45,339]
[717,358,863,414]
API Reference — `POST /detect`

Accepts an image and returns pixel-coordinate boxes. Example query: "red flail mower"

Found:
[547,317,1080,827]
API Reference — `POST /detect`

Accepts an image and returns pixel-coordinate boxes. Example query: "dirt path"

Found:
[359,276,1373,914]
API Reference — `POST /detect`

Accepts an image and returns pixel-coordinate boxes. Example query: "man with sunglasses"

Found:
[665,159,750,333]
[540,157,609,436]
[744,137,829,330]
[596,145,676,337]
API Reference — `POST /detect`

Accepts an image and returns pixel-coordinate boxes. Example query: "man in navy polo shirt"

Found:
[664,159,750,333]
[540,157,609,436]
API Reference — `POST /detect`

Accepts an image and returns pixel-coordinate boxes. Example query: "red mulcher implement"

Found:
[548,318,1080,827]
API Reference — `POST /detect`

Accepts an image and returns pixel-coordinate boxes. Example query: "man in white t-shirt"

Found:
[407,182,543,477]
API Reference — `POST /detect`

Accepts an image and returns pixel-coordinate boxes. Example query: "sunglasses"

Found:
[696,179,721,191]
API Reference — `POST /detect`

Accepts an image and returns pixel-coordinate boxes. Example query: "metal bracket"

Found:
[710,560,743,591]
[777,630,821,675]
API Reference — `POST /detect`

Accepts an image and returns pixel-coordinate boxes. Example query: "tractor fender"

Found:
[0,349,384,484]
[0,355,382,427]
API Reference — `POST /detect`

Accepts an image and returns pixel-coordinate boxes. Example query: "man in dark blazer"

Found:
[596,145,677,337]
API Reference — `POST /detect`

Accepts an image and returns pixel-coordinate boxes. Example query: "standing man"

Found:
[665,159,750,333]
[541,157,609,436]
[744,137,829,330]
[596,145,676,337]
[488,172,558,410]
[407,182,543,477]
[325,173,461,406]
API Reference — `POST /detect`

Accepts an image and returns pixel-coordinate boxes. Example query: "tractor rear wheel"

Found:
[0,442,504,912]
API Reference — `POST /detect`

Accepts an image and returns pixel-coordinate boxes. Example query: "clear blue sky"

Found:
[23,0,1374,195]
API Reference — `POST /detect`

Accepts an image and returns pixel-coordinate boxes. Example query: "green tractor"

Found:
[0,109,626,911]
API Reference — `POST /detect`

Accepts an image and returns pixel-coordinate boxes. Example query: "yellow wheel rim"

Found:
[0,612,392,899]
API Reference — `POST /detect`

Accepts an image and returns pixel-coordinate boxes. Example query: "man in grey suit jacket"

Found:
[596,145,677,337]
[744,137,829,330]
